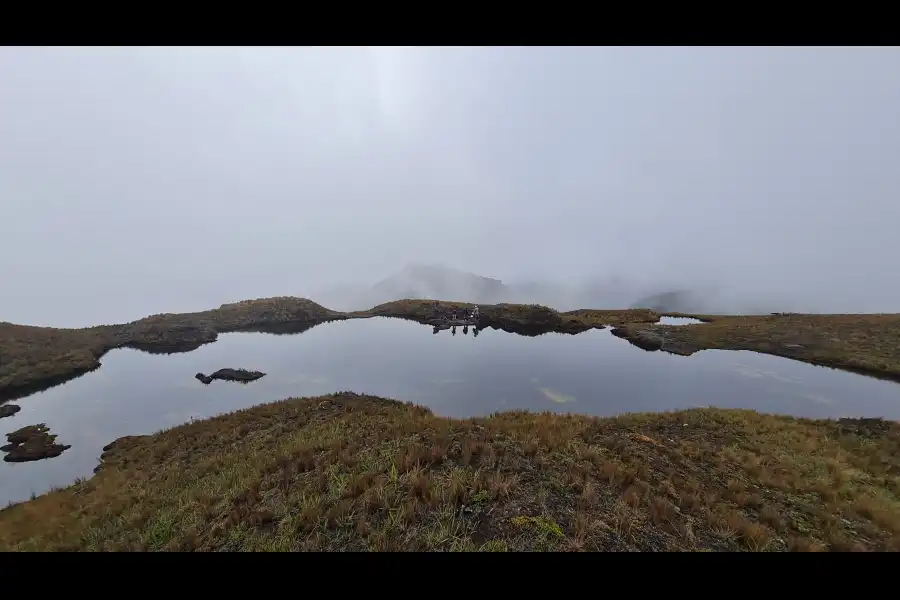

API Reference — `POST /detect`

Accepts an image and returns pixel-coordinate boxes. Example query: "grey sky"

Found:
[2,47,899,326]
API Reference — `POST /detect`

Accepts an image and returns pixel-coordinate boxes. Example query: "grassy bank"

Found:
[1,392,898,551]
[611,312,900,383]
[0,298,657,402]
[0,297,340,402]
[353,299,659,334]
[3,296,900,403]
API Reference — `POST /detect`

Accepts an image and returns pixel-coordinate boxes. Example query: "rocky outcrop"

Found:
[195,368,266,385]
[1,423,70,462]
[0,404,21,419]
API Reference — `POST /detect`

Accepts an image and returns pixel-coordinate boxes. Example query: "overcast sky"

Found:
[2,47,899,325]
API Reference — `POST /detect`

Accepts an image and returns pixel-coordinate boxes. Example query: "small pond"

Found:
[656,316,705,325]
[2,316,899,506]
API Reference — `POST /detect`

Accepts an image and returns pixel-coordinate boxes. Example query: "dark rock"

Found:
[195,368,266,385]
[0,404,21,419]
[2,423,71,462]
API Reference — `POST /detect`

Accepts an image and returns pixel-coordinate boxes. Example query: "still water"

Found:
[2,316,899,505]
[656,316,704,325]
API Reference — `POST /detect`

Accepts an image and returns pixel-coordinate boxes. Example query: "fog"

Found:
[2,47,899,327]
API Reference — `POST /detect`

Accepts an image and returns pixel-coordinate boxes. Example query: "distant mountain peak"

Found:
[397,263,502,283]
[371,264,507,303]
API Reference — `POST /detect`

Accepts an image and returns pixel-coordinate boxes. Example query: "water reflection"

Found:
[434,324,481,337]
[2,316,899,505]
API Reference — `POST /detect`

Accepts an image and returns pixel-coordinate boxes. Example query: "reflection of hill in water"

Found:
[231,321,327,336]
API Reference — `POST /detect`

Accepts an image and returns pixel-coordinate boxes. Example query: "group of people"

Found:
[449,306,479,321]
[432,301,480,322]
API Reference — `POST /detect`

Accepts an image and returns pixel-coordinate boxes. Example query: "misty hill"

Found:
[365,265,643,310]
[630,290,707,313]
[629,288,801,316]
[369,264,510,305]
[309,264,512,311]
[311,264,797,315]
[504,277,645,312]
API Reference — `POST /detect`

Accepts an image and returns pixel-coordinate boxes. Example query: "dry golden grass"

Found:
[2,392,898,552]
[612,313,900,383]
[562,308,659,329]
[0,322,115,400]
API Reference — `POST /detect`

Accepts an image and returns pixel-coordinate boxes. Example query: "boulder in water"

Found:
[0,404,21,419]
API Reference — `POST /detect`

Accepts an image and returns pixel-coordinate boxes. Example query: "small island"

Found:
[1,423,70,463]
[195,368,266,385]
[0,404,20,419]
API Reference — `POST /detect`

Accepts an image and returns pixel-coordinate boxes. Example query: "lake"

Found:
[2,316,899,506]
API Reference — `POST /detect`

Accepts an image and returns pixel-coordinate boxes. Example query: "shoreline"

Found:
[2,392,898,551]
[3,300,900,551]
[2,297,900,403]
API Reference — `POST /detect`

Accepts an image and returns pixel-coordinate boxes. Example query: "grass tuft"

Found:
[0,392,898,551]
